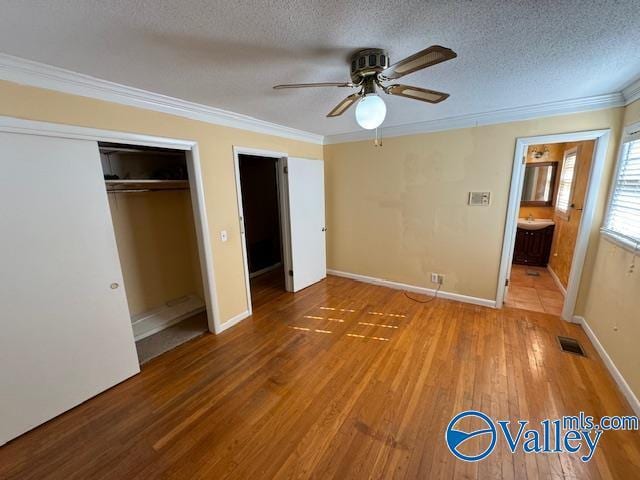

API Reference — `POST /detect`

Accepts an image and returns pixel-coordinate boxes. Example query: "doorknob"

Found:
[110,282,119,289]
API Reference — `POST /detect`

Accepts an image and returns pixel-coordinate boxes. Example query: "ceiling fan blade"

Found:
[273,82,355,89]
[380,45,457,80]
[327,93,360,117]
[385,84,450,103]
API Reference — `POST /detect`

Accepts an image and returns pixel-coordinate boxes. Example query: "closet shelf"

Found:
[106,179,189,193]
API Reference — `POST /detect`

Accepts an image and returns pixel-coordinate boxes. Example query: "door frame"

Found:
[496,128,611,321]
[232,146,292,316]
[0,116,223,333]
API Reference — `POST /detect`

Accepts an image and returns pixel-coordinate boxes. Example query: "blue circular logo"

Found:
[445,410,497,462]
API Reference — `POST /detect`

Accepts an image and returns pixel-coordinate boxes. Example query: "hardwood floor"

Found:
[1,275,639,479]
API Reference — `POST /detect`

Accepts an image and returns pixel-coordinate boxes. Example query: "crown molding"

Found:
[1,53,636,147]
[324,93,625,144]
[0,53,324,145]
[622,77,640,105]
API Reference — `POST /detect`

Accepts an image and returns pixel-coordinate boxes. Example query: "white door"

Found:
[0,132,139,445]
[284,157,326,292]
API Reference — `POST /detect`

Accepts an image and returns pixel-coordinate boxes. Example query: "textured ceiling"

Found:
[1,0,639,136]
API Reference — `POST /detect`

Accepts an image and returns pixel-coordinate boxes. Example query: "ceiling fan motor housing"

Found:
[350,48,389,83]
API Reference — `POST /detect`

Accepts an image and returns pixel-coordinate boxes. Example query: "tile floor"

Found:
[504,265,565,315]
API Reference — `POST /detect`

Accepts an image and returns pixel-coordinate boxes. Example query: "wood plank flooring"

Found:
[1,274,639,479]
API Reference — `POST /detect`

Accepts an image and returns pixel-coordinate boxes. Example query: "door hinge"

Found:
[505,278,509,286]
[288,270,293,276]
[283,166,288,174]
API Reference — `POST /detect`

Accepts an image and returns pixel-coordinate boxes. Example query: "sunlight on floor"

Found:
[303,315,346,322]
[293,305,404,343]
[358,322,399,329]
[290,326,333,334]
[346,333,390,341]
[367,311,406,318]
[320,306,356,312]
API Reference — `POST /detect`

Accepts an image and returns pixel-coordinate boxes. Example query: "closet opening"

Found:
[237,153,287,309]
[100,142,208,364]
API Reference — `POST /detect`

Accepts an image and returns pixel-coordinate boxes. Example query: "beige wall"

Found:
[582,99,640,399]
[108,190,203,317]
[0,80,322,326]
[324,108,623,306]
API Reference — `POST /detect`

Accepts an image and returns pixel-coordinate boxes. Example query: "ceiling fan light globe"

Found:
[355,95,386,130]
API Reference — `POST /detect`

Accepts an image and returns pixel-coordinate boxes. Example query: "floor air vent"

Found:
[526,270,540,276]
[557,336,586,356]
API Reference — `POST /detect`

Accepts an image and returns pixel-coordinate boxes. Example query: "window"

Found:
[602,123,640,251]
[556,147,577,218]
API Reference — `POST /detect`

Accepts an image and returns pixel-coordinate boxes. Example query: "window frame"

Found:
[555,146,579,220]
[601,121,640,253]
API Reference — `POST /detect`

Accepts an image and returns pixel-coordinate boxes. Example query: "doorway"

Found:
[496,129,611,320]
[233,147,327,315]
[237,152,287,308]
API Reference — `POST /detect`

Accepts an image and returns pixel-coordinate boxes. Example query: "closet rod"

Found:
[108,189,152,194]
[107,188,189,194]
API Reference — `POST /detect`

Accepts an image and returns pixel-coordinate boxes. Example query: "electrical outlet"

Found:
[431,273,444,285]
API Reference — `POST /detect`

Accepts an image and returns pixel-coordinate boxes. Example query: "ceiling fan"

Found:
[273,46,457,130]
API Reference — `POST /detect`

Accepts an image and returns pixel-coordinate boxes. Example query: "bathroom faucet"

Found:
[527,213,534,221]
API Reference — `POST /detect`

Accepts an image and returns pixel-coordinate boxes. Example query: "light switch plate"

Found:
[469,191,491,206]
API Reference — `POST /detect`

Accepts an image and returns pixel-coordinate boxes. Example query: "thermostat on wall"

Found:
[469,191,491,206]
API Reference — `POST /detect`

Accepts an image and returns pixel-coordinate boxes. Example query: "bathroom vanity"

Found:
[513,219,555,266]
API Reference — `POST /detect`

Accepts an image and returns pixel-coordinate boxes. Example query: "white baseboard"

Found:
[249,262,282,279]
[132,294,205,341]
[218,310,251,333]
[573,315,640,416]
[547,265,567,296]
[327,269,496,308]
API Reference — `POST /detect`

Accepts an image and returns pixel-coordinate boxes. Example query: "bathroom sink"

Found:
[517,218,555,230]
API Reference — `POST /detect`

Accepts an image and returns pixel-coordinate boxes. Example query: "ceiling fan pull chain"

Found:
[374,126,383,147]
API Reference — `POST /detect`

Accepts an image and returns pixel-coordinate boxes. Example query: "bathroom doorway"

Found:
[496,129,611,320]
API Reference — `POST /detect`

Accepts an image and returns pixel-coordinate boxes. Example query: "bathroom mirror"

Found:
[521,162,557,206]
